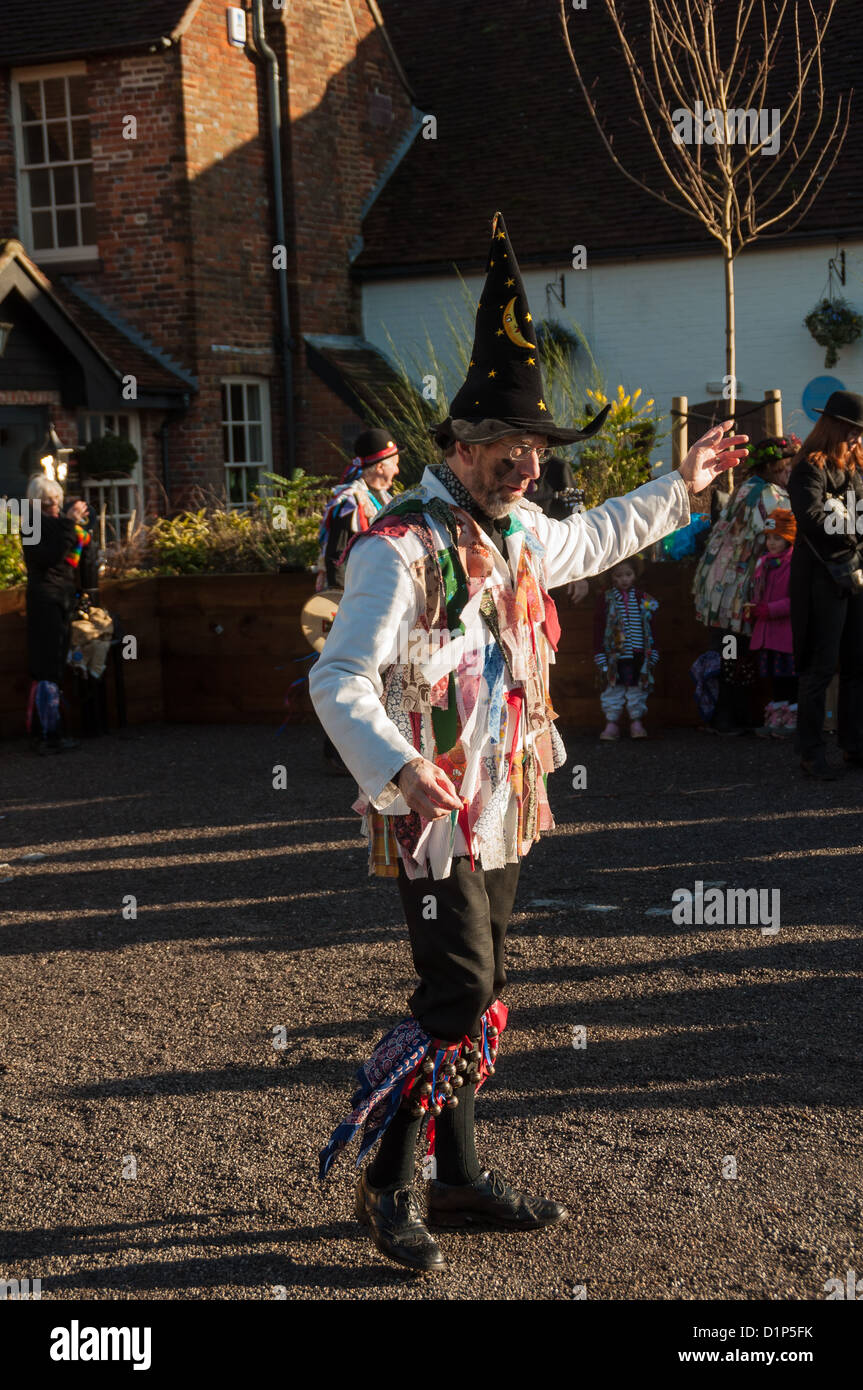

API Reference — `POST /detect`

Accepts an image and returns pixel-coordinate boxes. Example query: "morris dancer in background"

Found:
[311,212,748,1273]
[314,428,400,592]
[314,429,400,771]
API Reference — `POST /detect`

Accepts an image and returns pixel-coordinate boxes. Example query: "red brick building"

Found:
[0,0,418,536]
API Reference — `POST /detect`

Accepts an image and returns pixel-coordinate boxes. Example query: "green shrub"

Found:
[116,470,335,578]
[0,525,26,588]
[573,384,665,506]
[257,469,336,567]
[0,469,337,586]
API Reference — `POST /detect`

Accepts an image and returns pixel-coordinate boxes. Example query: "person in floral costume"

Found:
[693,434,800,733]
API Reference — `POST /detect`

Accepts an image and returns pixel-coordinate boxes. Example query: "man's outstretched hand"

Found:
[397,756,463,820]
[678,419,749,495]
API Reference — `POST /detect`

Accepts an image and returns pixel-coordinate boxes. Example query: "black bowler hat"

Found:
[814,390,863,430]
[353,428,399,466]
[431,211,611,450]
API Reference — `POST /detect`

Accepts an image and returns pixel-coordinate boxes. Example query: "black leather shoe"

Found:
[427,1169,569,1231]
[801,757,840,781]
[355,1169,445,1272]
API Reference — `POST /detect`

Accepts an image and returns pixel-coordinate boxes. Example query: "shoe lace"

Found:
[486,1169,516,1202]
[393,1188,422,1223]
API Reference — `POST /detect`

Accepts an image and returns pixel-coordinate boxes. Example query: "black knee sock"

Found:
[433,1081,482,1185]
[366,1104,422,1190]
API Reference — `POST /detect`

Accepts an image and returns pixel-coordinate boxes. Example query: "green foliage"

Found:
[105,470,335,579]
[804,297,863,368]
[0,470,337,587]
[0,523,26,588]
[77,432,139,479]
[536,318,582,355]
[257,469,336,566]
[571,384,666,507]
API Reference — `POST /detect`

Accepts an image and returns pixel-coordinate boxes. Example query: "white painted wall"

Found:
[362,239,863,466]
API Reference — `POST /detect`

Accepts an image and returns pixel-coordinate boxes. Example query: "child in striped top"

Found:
[593,557,659,741]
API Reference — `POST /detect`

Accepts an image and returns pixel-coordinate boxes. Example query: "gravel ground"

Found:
[0,722,860,1301]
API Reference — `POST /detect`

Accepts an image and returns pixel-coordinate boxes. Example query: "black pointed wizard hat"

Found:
[431,211,611,449]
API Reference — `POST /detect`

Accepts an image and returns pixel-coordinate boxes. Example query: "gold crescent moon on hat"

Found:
[502,297,534,349]
[301,589,342,652]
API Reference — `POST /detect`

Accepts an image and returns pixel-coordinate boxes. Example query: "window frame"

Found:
[11,61,97,264]
[221,376,273,510]
[77,410,143,545]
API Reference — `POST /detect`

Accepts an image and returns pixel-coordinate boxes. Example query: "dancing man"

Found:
[310,212,747,1272]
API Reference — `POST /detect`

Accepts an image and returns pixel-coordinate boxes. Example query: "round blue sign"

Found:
[802,375,845,421]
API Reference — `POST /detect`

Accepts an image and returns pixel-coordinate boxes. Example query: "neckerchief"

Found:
[430,461,511,553]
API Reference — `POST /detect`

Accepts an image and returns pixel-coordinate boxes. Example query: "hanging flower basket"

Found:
[536,318,580,355]
[804,297,863,368]
[76,433,139,480]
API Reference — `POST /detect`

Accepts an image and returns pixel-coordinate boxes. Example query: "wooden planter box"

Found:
[156,573,314,724]
[0,561,708,740]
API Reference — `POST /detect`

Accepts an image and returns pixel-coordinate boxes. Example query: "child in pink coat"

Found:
[745,508,797,738]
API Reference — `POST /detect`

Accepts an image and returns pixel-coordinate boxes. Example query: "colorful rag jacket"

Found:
[693,474,788,634]
[310,465,691,881]
[314,475,392,592]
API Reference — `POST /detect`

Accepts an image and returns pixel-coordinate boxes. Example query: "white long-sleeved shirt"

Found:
[310,467,689,832]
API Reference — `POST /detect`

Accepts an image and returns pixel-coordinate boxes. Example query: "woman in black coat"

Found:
[787,391,863,779]
[23,475,97,752]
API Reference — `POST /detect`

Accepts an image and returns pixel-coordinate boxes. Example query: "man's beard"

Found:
[478,489,512,519]
[474,464,522,518]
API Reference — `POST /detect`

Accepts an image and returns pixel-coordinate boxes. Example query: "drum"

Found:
[301,588,342,652]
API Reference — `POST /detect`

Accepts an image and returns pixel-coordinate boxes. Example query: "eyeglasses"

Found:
[505,443,551,463]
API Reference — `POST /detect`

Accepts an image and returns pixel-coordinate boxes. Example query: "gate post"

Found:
[671,396,688,472]
[764,389,782,436]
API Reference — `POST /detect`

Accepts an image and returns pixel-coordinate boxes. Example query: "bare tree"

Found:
[560,0,852,415]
